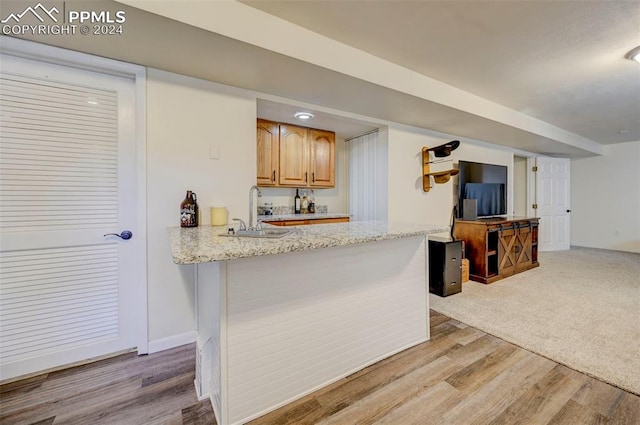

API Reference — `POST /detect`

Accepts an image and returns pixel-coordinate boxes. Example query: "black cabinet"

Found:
[429,236,462,297]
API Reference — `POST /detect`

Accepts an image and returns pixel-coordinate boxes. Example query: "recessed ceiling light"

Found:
[294,112,314,120]
[625,46,640,63]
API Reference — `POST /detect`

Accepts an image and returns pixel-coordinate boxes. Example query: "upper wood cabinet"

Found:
[257,120,336,188]
[308,129,335,187]
[257,119,279,186]
[279,124,309,186]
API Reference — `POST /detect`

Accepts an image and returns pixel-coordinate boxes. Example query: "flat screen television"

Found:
[457,160,507,218]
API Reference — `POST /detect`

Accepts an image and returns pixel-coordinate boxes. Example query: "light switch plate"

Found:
[209,144,221,159]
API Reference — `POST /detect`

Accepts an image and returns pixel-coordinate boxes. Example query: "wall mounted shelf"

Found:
[422,140,460,192]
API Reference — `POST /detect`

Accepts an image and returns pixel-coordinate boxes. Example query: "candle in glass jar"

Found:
[210,207,228,226]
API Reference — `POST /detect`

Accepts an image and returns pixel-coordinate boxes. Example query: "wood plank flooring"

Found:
[0,344,215,425]
[1,311,638,424]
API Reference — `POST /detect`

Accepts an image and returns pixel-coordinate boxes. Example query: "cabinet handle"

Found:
[273,170,276,181]
[305,172,308,182]
[312,172,315,183]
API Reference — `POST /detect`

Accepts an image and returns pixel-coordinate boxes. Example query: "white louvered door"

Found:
[0,54,140,381]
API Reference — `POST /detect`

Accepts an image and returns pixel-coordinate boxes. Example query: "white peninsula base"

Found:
[195,235,429,425]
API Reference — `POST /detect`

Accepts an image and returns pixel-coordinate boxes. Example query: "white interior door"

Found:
[534,157,571,251]
[0,53,142,381]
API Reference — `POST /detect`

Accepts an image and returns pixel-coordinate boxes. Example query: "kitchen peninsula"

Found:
[168,221,448,425]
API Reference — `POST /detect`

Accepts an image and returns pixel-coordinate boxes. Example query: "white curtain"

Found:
[348,130,388,221]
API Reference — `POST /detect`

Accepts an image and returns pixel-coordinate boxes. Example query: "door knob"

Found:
[104,230,133,240]
[566,209,572,213]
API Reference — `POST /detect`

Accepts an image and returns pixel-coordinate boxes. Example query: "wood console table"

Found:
[453,217,539,284]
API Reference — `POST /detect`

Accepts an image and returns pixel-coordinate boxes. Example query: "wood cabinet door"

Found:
[279,124,308,186]
[515,224,533,271]
[497,226,517,277]
[257,119,279,186]
[308,129,335,187]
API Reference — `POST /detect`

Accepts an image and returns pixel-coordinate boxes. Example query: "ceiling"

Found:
[243,0,640,146]
[4,1,639,157]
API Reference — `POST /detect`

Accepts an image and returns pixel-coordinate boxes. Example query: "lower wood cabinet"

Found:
[265,217,349,226]
[453,217,539,284]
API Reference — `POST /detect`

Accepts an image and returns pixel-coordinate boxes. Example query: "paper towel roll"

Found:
[210,207,228,226]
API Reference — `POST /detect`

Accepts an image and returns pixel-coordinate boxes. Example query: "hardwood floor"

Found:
[0,344,215,425]
[1,311,638,424]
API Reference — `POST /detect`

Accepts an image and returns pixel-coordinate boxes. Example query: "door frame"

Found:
[526,157,537,218]
[1,37,149,354]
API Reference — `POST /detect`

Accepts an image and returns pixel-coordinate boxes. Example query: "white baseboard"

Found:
[147,330,197,354]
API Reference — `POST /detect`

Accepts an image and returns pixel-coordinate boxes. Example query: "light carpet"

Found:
[429,246,640,395]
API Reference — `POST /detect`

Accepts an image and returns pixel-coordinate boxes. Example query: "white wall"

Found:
[387,127,452,226]
[387,126,514,227]
[571,141,640,252]
[257,137,348,213]
[146,69,257,346]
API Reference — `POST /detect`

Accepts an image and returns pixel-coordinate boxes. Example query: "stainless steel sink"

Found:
[220,229,292,239]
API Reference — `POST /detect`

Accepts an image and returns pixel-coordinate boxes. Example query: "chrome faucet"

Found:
[232,218,246,230]
[248,185,262,231]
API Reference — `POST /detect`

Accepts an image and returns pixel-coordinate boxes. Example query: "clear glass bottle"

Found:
[308,190,315,213]
[301,191,309,214]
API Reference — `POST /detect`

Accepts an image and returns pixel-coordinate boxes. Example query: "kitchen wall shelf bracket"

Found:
[422,147,433,192]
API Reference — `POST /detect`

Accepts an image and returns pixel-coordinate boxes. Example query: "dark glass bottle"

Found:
[180,190,198,227]
[294,188,301,214]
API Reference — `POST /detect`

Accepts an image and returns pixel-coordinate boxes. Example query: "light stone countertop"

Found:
[168,221,449,264]
[258,212,351,222]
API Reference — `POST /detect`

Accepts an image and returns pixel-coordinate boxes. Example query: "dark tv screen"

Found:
[457,160,507,218]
